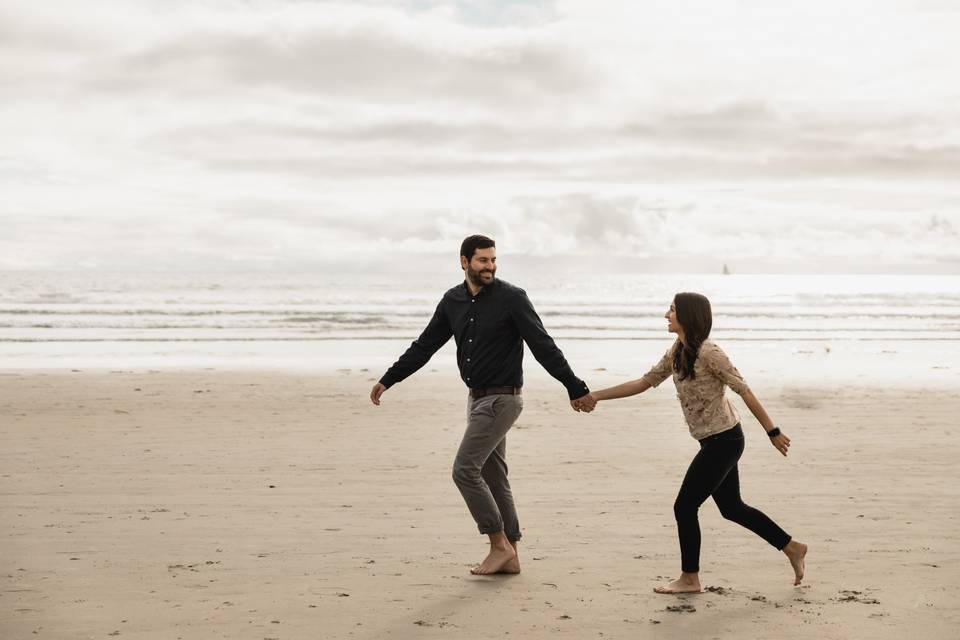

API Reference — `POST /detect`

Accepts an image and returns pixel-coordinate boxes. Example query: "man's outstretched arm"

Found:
[370,300,452,405]
[508,289,590,407]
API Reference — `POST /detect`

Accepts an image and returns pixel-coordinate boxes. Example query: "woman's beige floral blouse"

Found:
[641,339,750,440]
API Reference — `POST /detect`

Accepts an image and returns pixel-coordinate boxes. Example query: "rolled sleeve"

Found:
[641,345,675,388]
[702,342,750,395]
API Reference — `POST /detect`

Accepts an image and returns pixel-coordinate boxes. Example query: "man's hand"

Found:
[370,383,387,406]
[571,393,597,413]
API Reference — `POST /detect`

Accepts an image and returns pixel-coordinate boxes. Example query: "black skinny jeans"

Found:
[674,424,791,573]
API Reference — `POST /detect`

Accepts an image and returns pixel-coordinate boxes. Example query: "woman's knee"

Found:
[717,501,749,522]
[673,496,697,521]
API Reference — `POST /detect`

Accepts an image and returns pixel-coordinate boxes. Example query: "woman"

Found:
[584,292,807,594]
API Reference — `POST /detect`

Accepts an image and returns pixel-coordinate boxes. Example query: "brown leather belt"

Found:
[470,386,522,399]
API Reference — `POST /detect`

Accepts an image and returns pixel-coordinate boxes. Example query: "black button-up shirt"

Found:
[379,278,589,400]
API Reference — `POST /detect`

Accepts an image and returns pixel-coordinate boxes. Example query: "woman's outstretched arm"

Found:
[591,377,652,402]
[576,345,673,412]
[575,377,651,411]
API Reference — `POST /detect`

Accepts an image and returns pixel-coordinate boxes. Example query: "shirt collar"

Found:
[463,277,497,298]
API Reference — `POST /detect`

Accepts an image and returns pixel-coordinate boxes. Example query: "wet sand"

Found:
[1,366,958,639]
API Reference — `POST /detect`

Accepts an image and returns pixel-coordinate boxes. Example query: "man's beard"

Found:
[466,266,495,287]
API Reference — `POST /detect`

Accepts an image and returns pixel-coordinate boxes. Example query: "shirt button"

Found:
[470,318,474,322]
[467,358,471,362]
[468,339,472,343]
[466,377,471,381]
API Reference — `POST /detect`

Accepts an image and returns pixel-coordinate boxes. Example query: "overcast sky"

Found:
[2,0,959,273]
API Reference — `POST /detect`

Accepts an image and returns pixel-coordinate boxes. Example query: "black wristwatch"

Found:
[766,427,781,438]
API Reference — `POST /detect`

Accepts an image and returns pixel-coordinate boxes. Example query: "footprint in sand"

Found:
[836,590,880,604]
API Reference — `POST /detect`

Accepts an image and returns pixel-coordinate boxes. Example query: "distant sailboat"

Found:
[722,263,731,275]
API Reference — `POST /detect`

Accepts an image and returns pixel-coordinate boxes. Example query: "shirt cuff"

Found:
[728,381,750,396]
[566,379,590,400]
[641,374,664,389]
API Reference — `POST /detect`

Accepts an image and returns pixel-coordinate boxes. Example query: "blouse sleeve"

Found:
[641,344,676,388]
[701,342,750,395]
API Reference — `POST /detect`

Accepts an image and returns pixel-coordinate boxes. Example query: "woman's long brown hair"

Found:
[672,292,713,381]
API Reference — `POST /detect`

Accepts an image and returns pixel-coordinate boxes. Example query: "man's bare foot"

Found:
[783,540,807,585]
[470,544,516,575]
[653,572,702,594]
[497,541,520,574]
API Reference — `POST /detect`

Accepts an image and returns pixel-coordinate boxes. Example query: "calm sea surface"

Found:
[1,272,958,345]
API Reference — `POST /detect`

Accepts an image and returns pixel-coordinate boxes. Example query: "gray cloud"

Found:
[78,20,594,108]
[187,143,960,183]
[3,190,959,272]
[137,96,960,184]
[0,6,103,53]
[2,1,959,273]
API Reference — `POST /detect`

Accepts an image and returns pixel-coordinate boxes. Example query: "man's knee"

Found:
[452,458,480,487]
[480,457,507,483]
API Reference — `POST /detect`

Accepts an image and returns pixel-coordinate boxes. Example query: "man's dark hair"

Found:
[460,234,496,261]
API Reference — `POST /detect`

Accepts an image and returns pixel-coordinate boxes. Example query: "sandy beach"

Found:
[2,357,958,640]
[5,0,960,635]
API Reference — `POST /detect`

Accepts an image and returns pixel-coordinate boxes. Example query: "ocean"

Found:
[1,271,958,372]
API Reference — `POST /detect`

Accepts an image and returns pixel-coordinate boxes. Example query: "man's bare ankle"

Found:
[487,534,512,551]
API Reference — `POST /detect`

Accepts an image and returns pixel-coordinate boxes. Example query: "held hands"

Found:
[769,430,791,456]
[370,383,386,406]
[571,393,598,413]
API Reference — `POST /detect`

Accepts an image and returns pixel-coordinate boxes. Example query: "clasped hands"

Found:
[570,393,598,413]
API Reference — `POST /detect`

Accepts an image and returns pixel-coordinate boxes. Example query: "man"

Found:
[369,234,595,575]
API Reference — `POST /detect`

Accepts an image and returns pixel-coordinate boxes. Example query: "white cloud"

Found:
[1,0,959,272]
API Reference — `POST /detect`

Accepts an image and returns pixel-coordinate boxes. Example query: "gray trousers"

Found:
[452,392,524,541]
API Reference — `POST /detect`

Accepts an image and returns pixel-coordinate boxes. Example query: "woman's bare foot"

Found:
[783,540,808,585]
[653,572,702,594]
[470,534,517,575]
